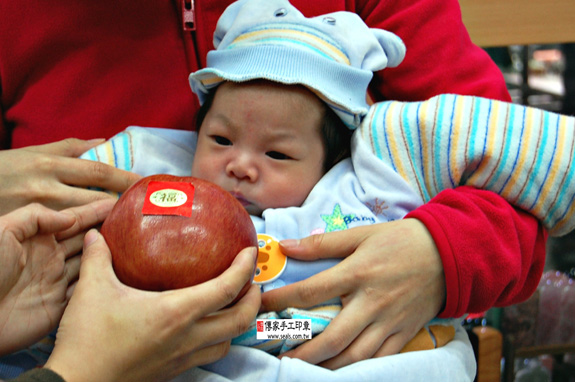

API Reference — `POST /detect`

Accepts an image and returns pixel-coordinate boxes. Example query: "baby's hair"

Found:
[194,82,351,173]
[320,99,352,172]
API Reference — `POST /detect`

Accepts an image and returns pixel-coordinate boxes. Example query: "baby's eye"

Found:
[213,135,232,146]
[266,151,292,160]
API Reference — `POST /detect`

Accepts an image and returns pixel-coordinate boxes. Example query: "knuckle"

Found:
[26,179,56,205]
[345,262,371,288]
[31,154,58,172]
[350,271,370,288]
[346,346,372,364]
[61,138,83,153]
[26,202,52,219]
[25,202,45,210]
[216,278,241,305]
[307,232,326,251]
[87,161,112,182]
[65,210,84,231]
[212,341,231,361]
[231,307,255,336]
[322,333,349,356]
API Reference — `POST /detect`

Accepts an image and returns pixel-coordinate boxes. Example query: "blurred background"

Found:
[458,2,575,381]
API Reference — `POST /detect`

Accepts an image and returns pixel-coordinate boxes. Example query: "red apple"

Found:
[101,174,257,296]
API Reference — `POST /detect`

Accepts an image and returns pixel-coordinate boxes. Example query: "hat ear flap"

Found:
[364,29,406,71]
[212,0,247,48]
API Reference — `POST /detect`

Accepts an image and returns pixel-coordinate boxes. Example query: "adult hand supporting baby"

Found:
[261,218,445,370]
[0,138,142,215]
[44,230,261,382]
[0,199,115,356]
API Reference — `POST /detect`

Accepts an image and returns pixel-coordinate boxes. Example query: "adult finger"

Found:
[261,262,352,312]
[279,297,371,365]
[1,203,75,242]
[167,247,259,319]
[36,186,120,213]
[65,280,78,301]
[23,138,141,193]
[79,229,115,279]
[189,285,261,347]
[22,138,105,158]
[373,331,414,358]
[58,233,86,260]
[64,255,82,287]
[317,323,406,369]
[56,199,116,241]
[278,225,371,261]
[316,327,410,370]
[53,158,141,192]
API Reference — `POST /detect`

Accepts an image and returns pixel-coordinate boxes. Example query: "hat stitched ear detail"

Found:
[370,29,406,70]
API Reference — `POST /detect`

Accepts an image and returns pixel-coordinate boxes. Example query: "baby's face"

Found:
[191,81,326,216]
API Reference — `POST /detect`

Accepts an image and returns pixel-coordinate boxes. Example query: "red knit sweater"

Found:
[0,0,544,317]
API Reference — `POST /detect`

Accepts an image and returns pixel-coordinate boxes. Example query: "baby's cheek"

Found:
[193,168,217,185]
[266,184,310,209]
[191,158,209,178]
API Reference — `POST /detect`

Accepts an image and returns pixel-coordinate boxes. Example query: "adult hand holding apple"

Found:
[101,174,257,295]
[0,138,142,215]
[43,229,261,382]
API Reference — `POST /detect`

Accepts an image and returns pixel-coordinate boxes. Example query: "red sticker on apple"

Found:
[142,181,195,217]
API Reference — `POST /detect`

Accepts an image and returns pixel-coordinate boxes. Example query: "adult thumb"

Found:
[79,229,115,279]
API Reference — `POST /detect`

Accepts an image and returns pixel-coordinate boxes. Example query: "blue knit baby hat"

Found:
[189,0,406,129]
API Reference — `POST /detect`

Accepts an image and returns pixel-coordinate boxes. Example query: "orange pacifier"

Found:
[254,234,287,284]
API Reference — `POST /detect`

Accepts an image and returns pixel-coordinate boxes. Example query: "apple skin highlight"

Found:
[101,174,257,296]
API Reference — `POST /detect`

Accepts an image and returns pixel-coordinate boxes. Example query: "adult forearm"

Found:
[406,186,546,318]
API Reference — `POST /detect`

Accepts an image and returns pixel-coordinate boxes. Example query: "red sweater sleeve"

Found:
[355,0,512,103]
[406,186,547,318]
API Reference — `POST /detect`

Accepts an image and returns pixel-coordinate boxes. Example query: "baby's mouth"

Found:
[230,192,251,207]
[230,192,261,216]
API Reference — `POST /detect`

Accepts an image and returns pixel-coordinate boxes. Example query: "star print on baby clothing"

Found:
[321,204,355,232]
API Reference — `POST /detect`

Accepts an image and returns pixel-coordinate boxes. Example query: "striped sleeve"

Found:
[80,130,135,198]
[358,94,575,237]
[81,130,135,171]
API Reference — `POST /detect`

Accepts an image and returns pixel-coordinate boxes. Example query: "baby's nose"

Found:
[226,154,258,182]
